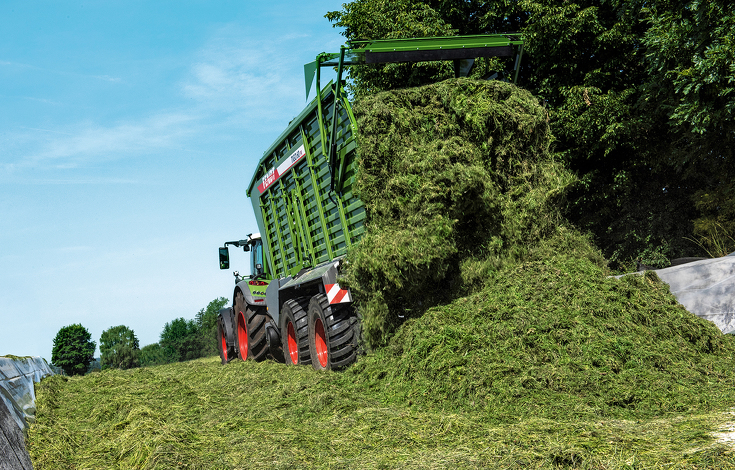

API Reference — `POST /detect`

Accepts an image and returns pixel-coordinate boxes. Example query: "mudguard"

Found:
[272,258,354,323]
[235,280,268,308]
[218,307,237,352]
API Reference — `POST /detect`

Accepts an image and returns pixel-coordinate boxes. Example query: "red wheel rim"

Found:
[287,321,298,364]
[314,318,328,368]
[221,328,228,361]
[237,311,248,360]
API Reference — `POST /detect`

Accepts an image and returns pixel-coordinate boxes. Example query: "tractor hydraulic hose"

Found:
[329,46,346,195]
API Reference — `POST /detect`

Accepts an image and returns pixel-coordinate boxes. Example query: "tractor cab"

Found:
[247,233,265,279]
[218,233,266,279]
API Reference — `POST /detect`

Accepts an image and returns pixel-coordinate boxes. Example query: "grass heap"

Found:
[345,78,574,346]
[344,227,735,421]
[343,78,735,420]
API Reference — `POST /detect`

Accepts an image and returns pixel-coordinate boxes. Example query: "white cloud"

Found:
[1,22,342,180]
[182,33,303,115]
[179,23,341,118]
[2,112,200,173]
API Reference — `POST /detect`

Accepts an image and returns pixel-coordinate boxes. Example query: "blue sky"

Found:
[1,1,344,360]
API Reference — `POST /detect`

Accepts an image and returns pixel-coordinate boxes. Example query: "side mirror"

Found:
[218,247,230,270]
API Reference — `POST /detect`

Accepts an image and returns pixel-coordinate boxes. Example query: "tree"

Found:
[326,0,735,265]
[139,343,167,367]
[195,297,228,357]
[51,324,96,376]
[159,318,202,363]
[641,0,735,255]
[99,325,140,370]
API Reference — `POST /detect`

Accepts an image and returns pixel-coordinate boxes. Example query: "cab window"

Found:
[250,239,264,276]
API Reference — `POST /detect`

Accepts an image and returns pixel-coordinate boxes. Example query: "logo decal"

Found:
[257,144,306,194]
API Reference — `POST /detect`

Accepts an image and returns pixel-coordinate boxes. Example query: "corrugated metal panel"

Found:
[251,83,363,279]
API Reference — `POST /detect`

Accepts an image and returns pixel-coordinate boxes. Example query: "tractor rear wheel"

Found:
[307,294,360,371]
[280,298,310,365]
[246,306,269,362]
[234,290,269,362]
[234,291,249,360]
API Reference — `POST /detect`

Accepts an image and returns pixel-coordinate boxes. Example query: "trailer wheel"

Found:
[308,294,360,371]
[280,298,311,365]
[217,318,229,365]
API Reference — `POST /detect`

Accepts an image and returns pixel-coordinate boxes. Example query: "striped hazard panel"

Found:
[325,283,352,305]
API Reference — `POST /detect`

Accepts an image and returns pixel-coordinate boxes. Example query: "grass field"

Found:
[28,239,735,469]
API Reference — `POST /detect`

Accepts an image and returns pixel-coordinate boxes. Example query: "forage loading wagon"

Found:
[216,34,524,370]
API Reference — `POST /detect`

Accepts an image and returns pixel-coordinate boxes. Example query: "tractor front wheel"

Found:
[217,317,229,365]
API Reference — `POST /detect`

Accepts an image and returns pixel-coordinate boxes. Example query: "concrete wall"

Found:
[0,397,33,470]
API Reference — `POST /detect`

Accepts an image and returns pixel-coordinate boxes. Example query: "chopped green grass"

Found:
[28,357,735,469]
[347,78,574,348]
[343,228,735,422]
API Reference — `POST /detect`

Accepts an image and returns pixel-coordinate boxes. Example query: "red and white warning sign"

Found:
[257,144,306,194]
[325,283,352,305]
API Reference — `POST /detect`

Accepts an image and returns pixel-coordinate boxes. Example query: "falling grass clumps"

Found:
[346,78,574,346]
[343,77,735,420]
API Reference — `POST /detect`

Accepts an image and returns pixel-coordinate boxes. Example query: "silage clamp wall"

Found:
[0,356,54,432]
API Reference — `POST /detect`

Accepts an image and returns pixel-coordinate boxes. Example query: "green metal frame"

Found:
[304,33,524,193]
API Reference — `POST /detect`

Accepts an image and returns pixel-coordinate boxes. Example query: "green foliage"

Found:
[147,297,230,365]
[642,0,735,138]
[51,324,96,376]
[326,0,525,98]
[159,318,202,363]
[86,358,101,374]
[346,78,573,346]
[195,297,228,358]
[99,325,140,370]
[326,0,455,97]
[328,0,735,266]
[139,343,167,367]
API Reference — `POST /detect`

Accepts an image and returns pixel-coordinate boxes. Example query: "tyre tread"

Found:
[310,294,360,371]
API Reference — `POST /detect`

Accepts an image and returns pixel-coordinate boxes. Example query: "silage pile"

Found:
[342,78,735,419]
[346,78,574,346]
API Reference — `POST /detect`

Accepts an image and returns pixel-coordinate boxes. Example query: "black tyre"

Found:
[308,294,360,371]
[234,290,270,362]
[217,318,229,365]
[246,306,269,362]
[280,298,311,366]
